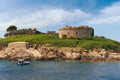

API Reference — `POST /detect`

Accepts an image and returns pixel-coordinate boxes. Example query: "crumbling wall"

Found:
[8,42,30,50]
[59,28,93,38]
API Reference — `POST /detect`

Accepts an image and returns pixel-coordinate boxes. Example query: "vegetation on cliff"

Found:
[0,34,120,51]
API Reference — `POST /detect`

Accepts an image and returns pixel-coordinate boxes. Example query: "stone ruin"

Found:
[7,42,30,50]
[59,25,94,38]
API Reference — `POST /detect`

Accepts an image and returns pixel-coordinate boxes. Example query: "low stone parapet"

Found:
[7,42,30,50]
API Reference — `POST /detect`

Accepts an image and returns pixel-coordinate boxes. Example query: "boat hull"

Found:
[17,61,30,65]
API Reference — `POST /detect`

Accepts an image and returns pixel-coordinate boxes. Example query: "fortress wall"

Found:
[59,28,93,38]
[8,42,30,50]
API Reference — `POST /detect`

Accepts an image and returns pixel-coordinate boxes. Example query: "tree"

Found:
[7,25,17,32]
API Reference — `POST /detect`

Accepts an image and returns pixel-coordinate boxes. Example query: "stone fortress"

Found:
[59,25,94,38]
[4,25,94,38]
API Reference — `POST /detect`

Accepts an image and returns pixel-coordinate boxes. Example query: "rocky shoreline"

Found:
[0,43,120,62]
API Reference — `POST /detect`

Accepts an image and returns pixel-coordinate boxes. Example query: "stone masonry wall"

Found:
[59,28,93,38]
[8,42,30,50]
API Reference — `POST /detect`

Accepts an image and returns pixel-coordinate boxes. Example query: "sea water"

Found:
[0,60,120,80]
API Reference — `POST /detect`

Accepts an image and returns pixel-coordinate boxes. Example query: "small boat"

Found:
[17,59,30,65]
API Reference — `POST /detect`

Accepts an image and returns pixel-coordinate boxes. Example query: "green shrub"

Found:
[0,34,120,50]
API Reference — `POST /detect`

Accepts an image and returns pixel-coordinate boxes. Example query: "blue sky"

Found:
[0,0,120,41]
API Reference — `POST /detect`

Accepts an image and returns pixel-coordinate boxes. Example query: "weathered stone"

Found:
[8,42,30,50]
[59,25,94,38]
[0,43,120,61]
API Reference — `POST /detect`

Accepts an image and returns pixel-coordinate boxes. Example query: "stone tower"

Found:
[59,25,94,38]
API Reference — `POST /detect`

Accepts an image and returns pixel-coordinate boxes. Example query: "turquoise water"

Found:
[0,60,120,80]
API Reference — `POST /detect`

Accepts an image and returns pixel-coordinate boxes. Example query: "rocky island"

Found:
[0,25,120,62]
[0,42,119,62]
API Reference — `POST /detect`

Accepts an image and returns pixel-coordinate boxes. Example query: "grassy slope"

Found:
[0,34,120,50]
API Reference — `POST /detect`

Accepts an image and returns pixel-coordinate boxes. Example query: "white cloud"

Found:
[0,8,91,31]
[100,2,120,15]
[89,15,120,24]
[1,2,120,30]
[88,2,120,24]
[0,13,9,21]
